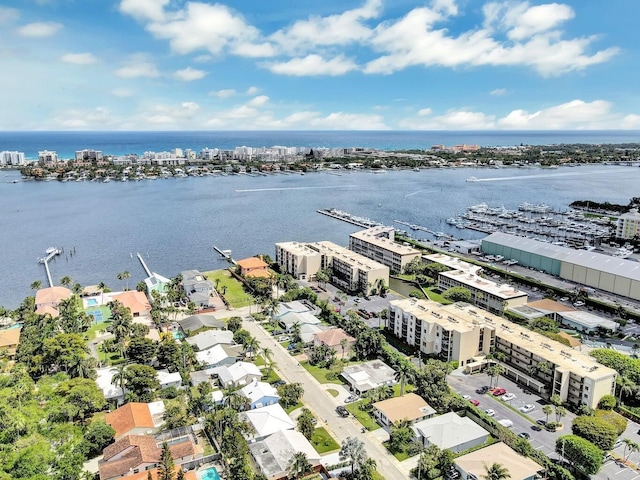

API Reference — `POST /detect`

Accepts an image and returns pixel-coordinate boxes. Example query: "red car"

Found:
[492,388,507,396]
[470,399,480,406]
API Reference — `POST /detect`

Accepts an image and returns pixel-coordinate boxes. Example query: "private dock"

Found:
[136,253,152,277]
[38,247,62,287]
[213,246,236,264]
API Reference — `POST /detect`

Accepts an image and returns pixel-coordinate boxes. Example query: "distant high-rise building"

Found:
[0,151,25,165]
[616,209,640,239]
[75,149,103,161]
[38,150,58,164]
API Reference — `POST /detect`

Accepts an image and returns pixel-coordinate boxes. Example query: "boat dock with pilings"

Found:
[317,208,384,229]
[213,246,236,264]
[38,247,62,287]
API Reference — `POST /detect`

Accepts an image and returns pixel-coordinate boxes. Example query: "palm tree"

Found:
[287,451,312,479]
[617,375,636,403]
[60,276,73,288]
[339,436,367,475]
[260,346,273,373]
[394,361,415,396]
[482,462,510,480]
[340,338,350,360]
[111,363,128,397]
[542,405,553,423]
[555,405,567,424]
[244,336,259,361]
[291,322,302,344]
[623,439,639,463]
[486,364,505,388]
[117,271,131,290]
[30,280,42,291]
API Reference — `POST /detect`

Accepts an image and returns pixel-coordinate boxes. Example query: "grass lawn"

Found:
[384,443,412,462]
[262,369,281,384]
[86,320,111,341]
[283,401,303,414]
[253,355,266,366]
[425,287,452,305]
[326,388,339,397]
[392,384,416,397]
[345,402,380,431]
[203,269,254,308]
[311,427,340,454]
[301,362,344,384]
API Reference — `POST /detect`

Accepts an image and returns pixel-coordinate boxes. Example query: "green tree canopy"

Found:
[443,286,472,303]
[571,415,618,451]
[556,435,603,476]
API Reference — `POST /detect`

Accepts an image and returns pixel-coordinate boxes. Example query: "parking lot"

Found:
[449,369,640,480]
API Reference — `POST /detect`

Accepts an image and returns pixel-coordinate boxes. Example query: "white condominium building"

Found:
[616,209,640,239]
[388,298,616,409]
[38,150,58,163]
[75,149,103,161]
[423,253,528,314]
[275,241,389,295]
[349,226,421,273]
[0,151,25,165]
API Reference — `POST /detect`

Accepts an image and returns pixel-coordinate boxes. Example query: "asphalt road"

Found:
[242,317,409,480]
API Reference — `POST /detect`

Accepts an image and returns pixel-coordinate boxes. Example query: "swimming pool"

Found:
[172,330,185,340]
[86,298,99,306]
[201,467,220,480]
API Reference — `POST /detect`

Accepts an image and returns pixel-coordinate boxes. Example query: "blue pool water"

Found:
[172,330,185,340]
[3,323,23,330]
[87,298,98,306]
[201,467,220,480]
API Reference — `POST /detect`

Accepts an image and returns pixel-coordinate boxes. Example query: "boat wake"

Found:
[235,185,357,193]
[404,189,440,198]
[469,170,613,182]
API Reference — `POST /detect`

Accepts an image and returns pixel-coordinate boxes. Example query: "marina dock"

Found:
[317,208,384,229]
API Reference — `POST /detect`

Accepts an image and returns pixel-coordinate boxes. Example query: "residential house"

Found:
[0,327,21,359]
[181,270,215,307]
[156,369,182,389]
[274,301,321,333]
[96,366,124,404]
[239,380,280,409]
[454,442,542,480]
[178,314,226,334]
[313,328,355,359]
[98,435,200,480]
[186,329,234,351]
[241,403,296,441]
[411,412,489,453]
[237,256,271,278]
[372,393,436,427]
[105,401,166,440]
[341,360,397,395]
[34,286,71,316]
[215,361,262,388]
[144,272,171,296]
[249,429,322,480]
[298,323,324,344]
[195,344,243,368]
[112,291,151,317]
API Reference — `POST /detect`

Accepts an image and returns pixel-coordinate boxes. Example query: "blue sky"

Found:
[2,0,639,130]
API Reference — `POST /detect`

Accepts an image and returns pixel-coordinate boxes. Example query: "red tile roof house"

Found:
[313,328,356,359]
[98,435,201,480]
[236,256,272,278]
[35,286,71,316]
[105,402,165,440]
[111,291,152,317]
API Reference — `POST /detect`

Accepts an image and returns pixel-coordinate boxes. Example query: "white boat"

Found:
[466,176,478,182]
[446,217,459,225]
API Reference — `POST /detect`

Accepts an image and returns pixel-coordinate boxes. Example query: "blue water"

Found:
[201,467,220,480]
[86,298,98,306]
[1,130,640,159]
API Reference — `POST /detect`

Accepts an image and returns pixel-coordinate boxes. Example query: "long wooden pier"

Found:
[38,247,62,287]
[213,246,236,264]
[137,252,152,277]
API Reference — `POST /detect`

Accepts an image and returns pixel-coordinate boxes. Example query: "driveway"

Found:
[241,315,409,480]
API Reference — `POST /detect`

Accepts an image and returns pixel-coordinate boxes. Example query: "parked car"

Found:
[484,409,496,417]
[272,380,287,387]
[462,394,471,400]
[573,301,585,307]
[501,393,516,401]
[336,405,349,417]
[498,419,514,428]
[470,399,480,407]
[344,395,359,404]
[518,432,531,439]
[476,386,490,394]
[519,404,535,413]
[492,388,507,396]
[536,419,546,426]
[560,297,569,302]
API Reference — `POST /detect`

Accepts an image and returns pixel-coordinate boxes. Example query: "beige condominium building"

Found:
[389,298,616,409]
[275,241,389,295]
[349,226,421,273]
[423,253,528,314]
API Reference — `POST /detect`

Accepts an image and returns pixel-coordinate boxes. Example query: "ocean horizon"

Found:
[1,130,640,160]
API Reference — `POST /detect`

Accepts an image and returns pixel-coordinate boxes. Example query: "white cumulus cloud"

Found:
[247,95,269,107]
[60,53,98,65]
[490,88,507,96]
[115,61,160,78]
[173,67,207,81]
[119,0,170,22]
[497,99,614,129]
[267,54,356,76]
[210,89,236,99]
[18,21,63,37]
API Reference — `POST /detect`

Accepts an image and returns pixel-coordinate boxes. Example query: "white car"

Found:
[519,404,535,413]
[573,301,585,307]
[501,393,516,401]
[485,409,496,417]
[462,394,471,400]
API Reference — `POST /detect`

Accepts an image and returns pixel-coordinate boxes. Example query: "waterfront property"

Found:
[388,297,617,409]
[236,256,271,278]
[616,208,640,239]
[274,242,322,281]
[454,442,542,480]
[349,226,421,274]
[482,232,640,301]
[411,412,489,453]
[34,286,71,316]
[372,393,436,427]
[341,359,397,395]
[423,253,528,314]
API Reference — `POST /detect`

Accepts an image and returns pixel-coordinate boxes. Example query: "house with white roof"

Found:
[249,429,321,479]
[273,301,321,333]
[195,344,242,369]
[185,329,234,351]
[215,361,262,388]
[241,403,295,441]
[454,442,542,480]
[341,360,397,395]
[156,369,182,389]
[96,367,124,404]
[557,310,619,334]
[411,412,489,453]
[299,323,324,344]
[239,380,280,409]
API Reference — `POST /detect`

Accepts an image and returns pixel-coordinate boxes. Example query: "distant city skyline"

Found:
[2,0,639,131]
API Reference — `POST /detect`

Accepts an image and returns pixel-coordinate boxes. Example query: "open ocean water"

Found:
[1,130,640,308]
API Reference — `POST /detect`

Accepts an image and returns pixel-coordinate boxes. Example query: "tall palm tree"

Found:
[60,276,73,288]
[260,346,273,373]
[617,375,636,403]
[30,280,42,291]
[111,363,128,397]
[117,271,131,290]
[623,439,639,463]
[394,361,415,396]
[244,336,259,361]
[482,462,511,480]
[542,405,553,423]
[339,437,367,475]
[340,338,350,360]
[486,364,505,388]
[287,451,312,479]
